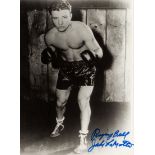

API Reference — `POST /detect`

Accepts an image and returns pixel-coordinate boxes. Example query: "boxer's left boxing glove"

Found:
[80,50,97,67]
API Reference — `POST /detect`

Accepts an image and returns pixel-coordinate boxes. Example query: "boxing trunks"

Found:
[56,60,96,90]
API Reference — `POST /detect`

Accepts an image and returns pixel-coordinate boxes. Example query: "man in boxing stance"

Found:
[41,0,103,153]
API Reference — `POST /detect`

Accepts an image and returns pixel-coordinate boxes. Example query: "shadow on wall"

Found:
[91,29,114,102]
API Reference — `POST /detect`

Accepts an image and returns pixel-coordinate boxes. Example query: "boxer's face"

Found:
[52,9,72,32]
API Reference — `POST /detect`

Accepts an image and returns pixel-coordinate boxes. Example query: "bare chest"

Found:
[52,30,84,50]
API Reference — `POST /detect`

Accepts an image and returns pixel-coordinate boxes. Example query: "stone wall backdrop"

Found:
[21,0,132,103]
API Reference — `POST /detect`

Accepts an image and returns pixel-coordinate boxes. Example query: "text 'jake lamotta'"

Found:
[88,128,134,152]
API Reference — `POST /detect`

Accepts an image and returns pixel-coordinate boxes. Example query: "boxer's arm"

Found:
[82,25,103,59]
[41,33,60,68]
[44,32,56,51]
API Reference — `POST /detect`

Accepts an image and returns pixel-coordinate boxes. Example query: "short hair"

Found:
[49,0,72,14]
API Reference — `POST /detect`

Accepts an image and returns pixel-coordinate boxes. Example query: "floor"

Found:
[20,94,133,155]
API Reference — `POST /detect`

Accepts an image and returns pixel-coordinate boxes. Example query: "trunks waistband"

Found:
[59,60,86,67]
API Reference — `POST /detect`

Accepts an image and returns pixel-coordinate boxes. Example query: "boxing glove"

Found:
[41,47,59,68]
[80,50,97,67]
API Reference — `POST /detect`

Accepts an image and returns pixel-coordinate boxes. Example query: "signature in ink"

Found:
[88,128,134,152]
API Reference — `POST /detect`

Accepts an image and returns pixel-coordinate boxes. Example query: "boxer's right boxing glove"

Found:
[41,47,59,68]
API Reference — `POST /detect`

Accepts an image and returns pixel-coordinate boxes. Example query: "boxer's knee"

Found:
[78,96,90,111]
[56,97,67,109]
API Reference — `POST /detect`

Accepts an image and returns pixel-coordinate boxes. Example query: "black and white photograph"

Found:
[20,0,134,155]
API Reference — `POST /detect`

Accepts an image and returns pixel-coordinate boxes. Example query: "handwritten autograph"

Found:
[88,128,134,152]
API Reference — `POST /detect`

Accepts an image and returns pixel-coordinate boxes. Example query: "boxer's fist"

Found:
[41,47,53,64]
[80,50,96,67]
[41,47,59,68]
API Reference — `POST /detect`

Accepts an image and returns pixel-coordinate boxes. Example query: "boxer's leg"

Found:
[50,88,71,137]
[74,86,94,153]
